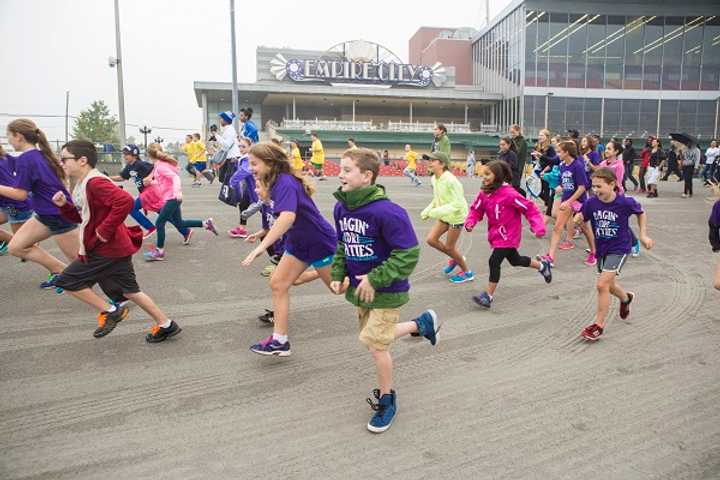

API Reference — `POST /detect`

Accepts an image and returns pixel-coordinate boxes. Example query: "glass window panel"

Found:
[583,98,602,134]
[605,16,625,89]
[701,17,720,90]
[620,99,641,137]
[586,15,606,88]
[548,96,566,132]
[604,99,621,137]
[525,11,539,86]
[661,17,684,90]
[623,16,645,89]
[659,99,679,136]
[677,100,698,136]
[681,16,704,90]
[547,13,568,87]
[567,14,588,88]
[566,97,583,132]
[640,99,659,136]
[697,101,716,139]
[642,17,664,90]
[536,12,550,87]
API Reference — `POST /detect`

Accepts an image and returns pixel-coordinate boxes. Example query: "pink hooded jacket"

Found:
[139,160,182,212]
[465,184,546,249]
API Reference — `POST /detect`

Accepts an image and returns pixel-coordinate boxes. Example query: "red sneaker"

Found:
[228,226,248,238]
[619,292,634,320]
[581,323,603,341]
[559,241,575,250]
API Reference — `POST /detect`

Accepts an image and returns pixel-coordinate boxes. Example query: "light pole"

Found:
[230,0,240,134]
[139,124,152,159]
[110,0,127,145]
[544,92,554,130]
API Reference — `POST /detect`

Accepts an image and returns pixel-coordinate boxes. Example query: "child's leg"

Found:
[444,227,470,272]
[154,201,175,249]
[609,279,629,304]
[7,217,67,273]
[269,254,309,336]
[594,271,616,328]
[425,220,450,254]
[426,222,468,271]
[581,221,596,254]
[53,228,80,262]
[547,207,572,258]
[124,292,169,325]
[714,258,720,291]
[65,287,114,312]
[130,197,155,231]
[486,248,508,295]
[174,202,203,230]
[293,268,319,285]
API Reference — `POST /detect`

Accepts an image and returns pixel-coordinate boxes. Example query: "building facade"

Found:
[473,0,720,140]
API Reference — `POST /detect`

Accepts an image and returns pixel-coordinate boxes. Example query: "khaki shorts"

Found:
[357,307,400,351]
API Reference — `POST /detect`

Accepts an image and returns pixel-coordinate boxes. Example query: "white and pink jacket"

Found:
[139,160,182,212]
[464,184,546,249]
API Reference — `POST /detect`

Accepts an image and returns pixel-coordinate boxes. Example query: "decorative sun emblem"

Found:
[286,59,304,81]
[417,66,433,87]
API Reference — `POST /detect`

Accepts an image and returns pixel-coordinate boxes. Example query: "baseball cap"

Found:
[422,151,450,167]
[122,144,140,157]
[219,111,235,124]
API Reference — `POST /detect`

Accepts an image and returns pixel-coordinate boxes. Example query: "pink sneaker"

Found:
[143,227,156,240]
[558,241,575,250]
[584,252,597,266]
[228,226,248,238]
[144,247,165,262]
[536,253,555,267]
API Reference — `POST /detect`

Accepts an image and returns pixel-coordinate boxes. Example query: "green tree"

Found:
[72,100,120,145]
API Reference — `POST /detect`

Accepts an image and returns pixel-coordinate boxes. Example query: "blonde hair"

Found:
[7,118,66,182]
[536,129,552,153]
[147,143,178,165]
[248,142,315,196]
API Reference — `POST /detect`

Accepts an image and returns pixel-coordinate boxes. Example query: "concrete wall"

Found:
[420,39,473,85]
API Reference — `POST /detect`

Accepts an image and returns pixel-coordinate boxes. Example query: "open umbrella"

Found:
[669,132,697,146]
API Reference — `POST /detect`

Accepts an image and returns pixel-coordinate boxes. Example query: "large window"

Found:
[536,12,550,87]
[548,13,569,87]
[701,17,720,90]
[605,16,625,89]
[586,15,606,88]
[525,11,539,86]
[623,17,644,89]
[682,17,704,90]
[604,99,621,136]
[566,97,584,132]
[659,100,679,136]
[640,99,659,136]
[567,14,588,88]
[697,101,716,138]
[661,17,684,90]
[677,100,698,135]
[642,17,664,90]
[620,99,641,137]
[583,99,602,134]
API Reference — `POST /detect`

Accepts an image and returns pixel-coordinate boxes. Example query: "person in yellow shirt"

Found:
[290,139,305,172]
[310,132,326,180]
[347,137,358,150]
[403,144,422,186]
[192,133,214,183]
[181,134,203,186]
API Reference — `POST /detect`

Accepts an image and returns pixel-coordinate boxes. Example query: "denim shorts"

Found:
[1,206,33,224]
[35,213,78,235]
[285,249,334,269]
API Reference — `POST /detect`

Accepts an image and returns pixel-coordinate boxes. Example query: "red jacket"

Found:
[640,147,651,168]
[60,177,142,259]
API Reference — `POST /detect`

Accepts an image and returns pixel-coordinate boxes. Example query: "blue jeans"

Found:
[130,197,155,231]
[156,199,202,248]
[403,167,420,185]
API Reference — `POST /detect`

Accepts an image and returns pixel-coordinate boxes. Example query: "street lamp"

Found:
[109,0,127,145]
[154,136,164,144]
[544,92,554,130]
[139,124,152,159]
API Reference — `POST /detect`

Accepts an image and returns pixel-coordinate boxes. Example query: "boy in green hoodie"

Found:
[330,148,442,433]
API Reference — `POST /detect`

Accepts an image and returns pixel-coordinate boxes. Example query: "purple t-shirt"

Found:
[334,197,418,293]
[270,173,335,263]
[560,158,589,202]
[261,202,285,256]
[711,200,720,226]
[582,194,643,258]
[14,149,71,216]
[0,155,32,210]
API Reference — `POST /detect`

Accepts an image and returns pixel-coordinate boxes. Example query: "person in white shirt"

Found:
[704,140,719,185]
[216,111,240,182]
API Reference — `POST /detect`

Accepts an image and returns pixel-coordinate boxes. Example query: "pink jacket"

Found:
[139,160,181,212]
[465,184,546,249]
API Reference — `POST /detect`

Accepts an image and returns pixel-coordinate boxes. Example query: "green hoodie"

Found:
[331,184,420,309]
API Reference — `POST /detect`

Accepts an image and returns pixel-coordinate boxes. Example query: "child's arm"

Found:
[464,192,485,231]
[560,184,586,210]
[636,212,654,249]
[427,178,464,220]
[0,185,28,202]
[92,179,134,242]
[708,204,720,252]
[515,194,546,237]
[52,192,82,224]
[329,243,348,295]
[572,211,586,225]
[245,228,268,243]
[241,211,295,266]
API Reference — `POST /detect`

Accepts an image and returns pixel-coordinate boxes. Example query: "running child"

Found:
[109,144,156,237]
[193,133,215,184]
[0,145,33,254]
[181,134,203,186]
[574,168,654,341]
[0,119,79,288]
[143,144,218,262]
[420,151,474,284]
[51,140,182,342]
[290,140,305,173]
[329,147,440,433]
[241,142,337,356]
[403,144,422,186]
[310,132,326,180]
[227,138,258,238]
[539,140,597,266]
[464,160,552,308]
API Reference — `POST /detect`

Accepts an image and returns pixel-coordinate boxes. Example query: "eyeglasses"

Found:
[59,156,76,164]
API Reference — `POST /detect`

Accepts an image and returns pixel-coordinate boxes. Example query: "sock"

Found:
[106,304,117,313]
[272,333,288,343]
[159,319,172,329]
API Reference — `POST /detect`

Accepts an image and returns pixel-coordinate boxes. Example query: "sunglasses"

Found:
[59,156,76,164]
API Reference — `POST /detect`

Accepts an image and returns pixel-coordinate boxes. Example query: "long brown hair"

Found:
[557,140,579,159]
[482,160,512,194]
[7,118,66,181]
[579,135,596,155]
[147,143,178,165]
[248,142,315,196]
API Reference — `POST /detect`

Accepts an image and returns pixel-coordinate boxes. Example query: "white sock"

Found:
[272,333,288,343]
[106,304,117,313]
[159,319,172,329]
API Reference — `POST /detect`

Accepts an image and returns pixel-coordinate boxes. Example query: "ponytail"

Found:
[7,118,66,182]
[147,143,178,166]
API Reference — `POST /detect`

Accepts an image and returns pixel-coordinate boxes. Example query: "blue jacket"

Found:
[242,120,259,144]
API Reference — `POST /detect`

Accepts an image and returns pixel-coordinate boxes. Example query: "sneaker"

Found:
[249,335,291,356]
[584,252,597,266]
[191,181,202,188]
[559,240,575,250]
[144,247,165,262]
[258,309,274,325]
[318,177,327,181]
[536,253,555,268]
[472,291,493,308]
[143,227,157,240]
[631,240,641,257]
[449,271,475,284]
[227,225,248,238]
[681,193,688,198]
[580,323,603,341]
[93,305,129,338]
[261,264,276,277]
[367,390,397,433]
[442,259,458,276]
[573,228,582,239]
[413,309,441,345]
[0,241,8,255]
[182,229,193,245]
[619,292,634,320]
[40,273,60,289]
[204,218,219,236]
[539,260,552,283]
[145,321,182,343]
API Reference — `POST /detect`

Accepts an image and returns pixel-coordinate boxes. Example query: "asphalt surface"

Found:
[1,175,718,480]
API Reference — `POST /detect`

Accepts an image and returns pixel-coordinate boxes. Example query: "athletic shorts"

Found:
[284,249,333,269]
[54,254,140,294]
[311,162,323,171]
[193,161,207,172]
[35,213,77,235]
[441,220,464,230]
[596,253,628,275]
[645,166,660,185]
[1,206,33,224]
[357,307,401,351]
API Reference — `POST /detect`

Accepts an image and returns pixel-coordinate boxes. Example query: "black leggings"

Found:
[623,163,638,190]
[540,179,554,216]
[489,248,531,283]
[682,165,694,195]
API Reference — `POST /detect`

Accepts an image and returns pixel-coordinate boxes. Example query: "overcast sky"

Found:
[0,0,512,143]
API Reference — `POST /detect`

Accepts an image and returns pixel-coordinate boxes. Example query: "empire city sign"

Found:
[270,54,446,88]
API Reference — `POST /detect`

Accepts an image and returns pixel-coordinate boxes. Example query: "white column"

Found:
[600,98,605,137]
[352,99,356,123]
[656,98,662,136]
[464,104,469,124]
[292,96,296,120]
[201,92,208,139]
[409,102,413,123]
[714,98,719,139]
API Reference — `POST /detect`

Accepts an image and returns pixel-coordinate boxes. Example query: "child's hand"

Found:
[559,201,570,212]
[143,177,153,186]
[555,186,563,195]
[245,232,260,243]
[354,274,375,304]
[572,213,583,225]
[464,221,476,232]
[51,191,67,207]
[640,235,654,250]
[241,246,263,266]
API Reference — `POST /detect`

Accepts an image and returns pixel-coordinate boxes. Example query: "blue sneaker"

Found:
[414,309,441,345]
[472,291,493,308]
[539,260,552,283]
[40,273,60,290]
[442,259,458,275]
[250,335,291,357]
[631,240,641,257]
[0,241,8,255]
[367,389,397,433]
[449,271,475,284]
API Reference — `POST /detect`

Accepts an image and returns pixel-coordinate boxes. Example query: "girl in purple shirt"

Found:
[0,146,33,253]
[242,142,337,356]
[0,119,79,288]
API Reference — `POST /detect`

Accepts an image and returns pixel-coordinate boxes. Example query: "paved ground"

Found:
[1,175,718,480]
